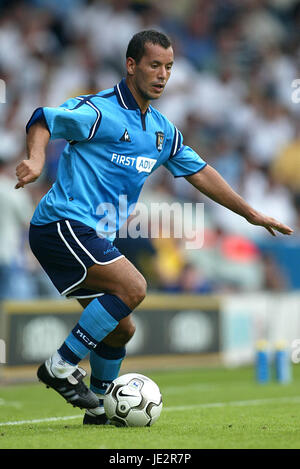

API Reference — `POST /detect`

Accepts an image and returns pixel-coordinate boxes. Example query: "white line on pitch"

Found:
[0,414,82,427]
[1,396,300,427]
[163,396,300,412]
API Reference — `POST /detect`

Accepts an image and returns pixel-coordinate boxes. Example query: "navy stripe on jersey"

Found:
[26,107,50,134]
[101,91,116,99]
[114,78,140,110]
[169,126,182,159]
[72,94,100,110]
[69,96,102,145]
[115,82,129,110]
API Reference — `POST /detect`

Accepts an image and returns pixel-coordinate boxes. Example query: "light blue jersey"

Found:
[27,79,206,240]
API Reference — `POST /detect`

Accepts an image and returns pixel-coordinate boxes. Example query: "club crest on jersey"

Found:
[156,131,164,152]
[120,129,131,142]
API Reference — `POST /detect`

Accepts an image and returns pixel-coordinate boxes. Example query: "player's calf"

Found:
[104,315,136,348]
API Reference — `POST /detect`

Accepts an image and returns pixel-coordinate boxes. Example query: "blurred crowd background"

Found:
[0,0,300,300]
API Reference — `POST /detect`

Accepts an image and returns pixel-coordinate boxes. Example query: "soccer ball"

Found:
[103,373,163,427]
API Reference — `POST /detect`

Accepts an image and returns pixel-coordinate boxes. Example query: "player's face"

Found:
[128,43,174,102]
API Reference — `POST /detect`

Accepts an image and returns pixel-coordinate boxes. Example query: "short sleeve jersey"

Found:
[27,78,206,241]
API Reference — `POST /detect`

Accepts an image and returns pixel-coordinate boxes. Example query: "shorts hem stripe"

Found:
[65,219,124,266]
[66,292,105,299]
[56,222,87,296]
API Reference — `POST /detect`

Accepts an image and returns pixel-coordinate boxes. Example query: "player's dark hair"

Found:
[126,30,172,64]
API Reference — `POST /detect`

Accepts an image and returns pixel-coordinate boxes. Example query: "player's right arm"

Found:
[15,120,50,189]
[15,97,101,189]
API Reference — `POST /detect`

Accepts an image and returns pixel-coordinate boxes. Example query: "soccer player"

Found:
[15,30,293,424]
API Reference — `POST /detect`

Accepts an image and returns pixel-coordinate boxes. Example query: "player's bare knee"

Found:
[115,274,147,309]
[118,322,136,345]
[126,320,136,341]
[136,275,147,303]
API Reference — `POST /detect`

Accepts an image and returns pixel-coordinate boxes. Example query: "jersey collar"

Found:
[114,78,151,113]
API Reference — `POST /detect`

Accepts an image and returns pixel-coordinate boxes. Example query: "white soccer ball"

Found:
[103,373,163,427]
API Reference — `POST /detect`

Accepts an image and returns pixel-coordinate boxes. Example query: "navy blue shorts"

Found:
[29,219,124,298]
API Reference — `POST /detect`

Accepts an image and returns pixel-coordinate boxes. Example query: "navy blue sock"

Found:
[90,342,126,396]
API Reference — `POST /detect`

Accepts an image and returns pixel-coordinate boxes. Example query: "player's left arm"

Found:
[186,164,293,237]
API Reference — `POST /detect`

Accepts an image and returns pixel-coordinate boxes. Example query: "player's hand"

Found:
[15,159,44,189]
[246,211,294,237]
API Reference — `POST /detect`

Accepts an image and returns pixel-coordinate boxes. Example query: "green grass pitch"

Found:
[1,365,300,449]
